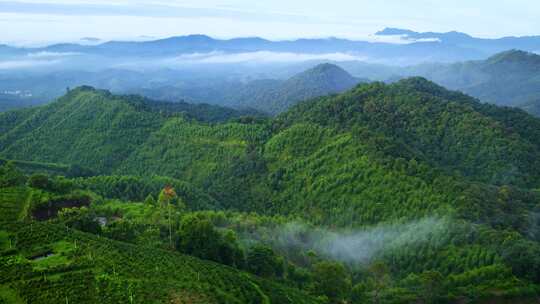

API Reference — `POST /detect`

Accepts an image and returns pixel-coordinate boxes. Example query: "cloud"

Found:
[413,37,441,43]
[0,59,61,69]
[27,51,81,58]
[245,217,449,265]
[0,0,319,24]
[169,51,369,64]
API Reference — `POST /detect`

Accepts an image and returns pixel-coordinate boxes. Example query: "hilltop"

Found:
[233,63,364,114]
[137,63,365,115]
[408,50,540,116]
[2,79,540,213]
[2,80,540,302]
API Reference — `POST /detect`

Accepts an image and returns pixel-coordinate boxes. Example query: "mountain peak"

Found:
[375,28,418,36]
[311,62,345,71]
[375,28,472,42]
[293,63,354,81]
[486,49,540,64]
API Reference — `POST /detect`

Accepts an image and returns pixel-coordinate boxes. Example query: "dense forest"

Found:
[1,78,540,303]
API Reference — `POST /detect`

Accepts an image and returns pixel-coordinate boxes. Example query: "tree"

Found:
[419,271,444,303]
[144,194,156,205]
[312,261,351,304]
[246,245,283,278]
[288,263,313,289]
[219,229,245,268]
[351,283,369,304]
[176,215,224,263]
[51,176,75,194]
[0,161,26,187]
[103,219,139,242]
[28,173,51,190]
[58,207,101,234]
[158,185,177,248]
[67,164,94,178]
[366,261,391,304]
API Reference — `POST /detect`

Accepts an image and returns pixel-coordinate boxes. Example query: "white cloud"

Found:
[27,51,81,58]
[412,37,441,43]
[169,51,368,64]
[0,59,61,69]
[1,0,539,45]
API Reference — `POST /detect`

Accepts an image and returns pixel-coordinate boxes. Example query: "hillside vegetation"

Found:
[1,79,540,303]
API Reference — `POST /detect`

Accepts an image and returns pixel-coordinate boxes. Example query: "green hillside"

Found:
[2,80,540,303]
[0,87,262,174]
[2,80,540,213]
[1,219,318,304]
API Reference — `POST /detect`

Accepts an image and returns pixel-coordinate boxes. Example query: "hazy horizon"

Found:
[2,0,540,46]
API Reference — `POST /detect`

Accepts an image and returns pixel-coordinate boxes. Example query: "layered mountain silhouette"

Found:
[137,63,366,115]
[410,50,540,116]
[5,28,540,64]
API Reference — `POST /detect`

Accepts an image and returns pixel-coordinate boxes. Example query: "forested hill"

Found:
[277,77,540,187]
[2,80,540,302]
[413,50,540,116]
[0,86,271,210]
[136,63,365,115]
[234,63,364,114]
[1,79,540,212]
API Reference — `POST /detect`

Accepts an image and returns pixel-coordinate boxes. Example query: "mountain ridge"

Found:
[3,28,540,64]
[2,79,540,302]
[407,50,540,115]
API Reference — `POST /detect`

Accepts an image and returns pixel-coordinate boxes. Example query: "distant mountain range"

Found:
[3,28,540,64]
[404,50,540,116]
[238,63,364,114]
[136,63,366,115]
[3,28,540,116]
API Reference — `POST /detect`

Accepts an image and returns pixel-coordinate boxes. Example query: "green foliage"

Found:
[0,158,74,177]
[73,175,220,210]
[2,79,540,303]
[27,173,51,190]
[312,261,351,304]
[57,207,101,234]
[247,245,284,278]
[0,221,319,304]
[0,187,31,223]
[143,194,156,205]
[176,215,244,267]
[276,78,540,188]
[0,162,26,188]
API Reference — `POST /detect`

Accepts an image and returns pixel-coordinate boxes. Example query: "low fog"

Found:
[243,217,449,265]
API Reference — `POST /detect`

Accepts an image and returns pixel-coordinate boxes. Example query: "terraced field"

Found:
[0,222,319,304]
[0,187,30,224]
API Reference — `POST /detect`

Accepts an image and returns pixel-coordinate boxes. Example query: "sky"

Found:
[1,0,540,46]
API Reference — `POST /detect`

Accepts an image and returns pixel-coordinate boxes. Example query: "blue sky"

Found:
[1,0,539,45]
